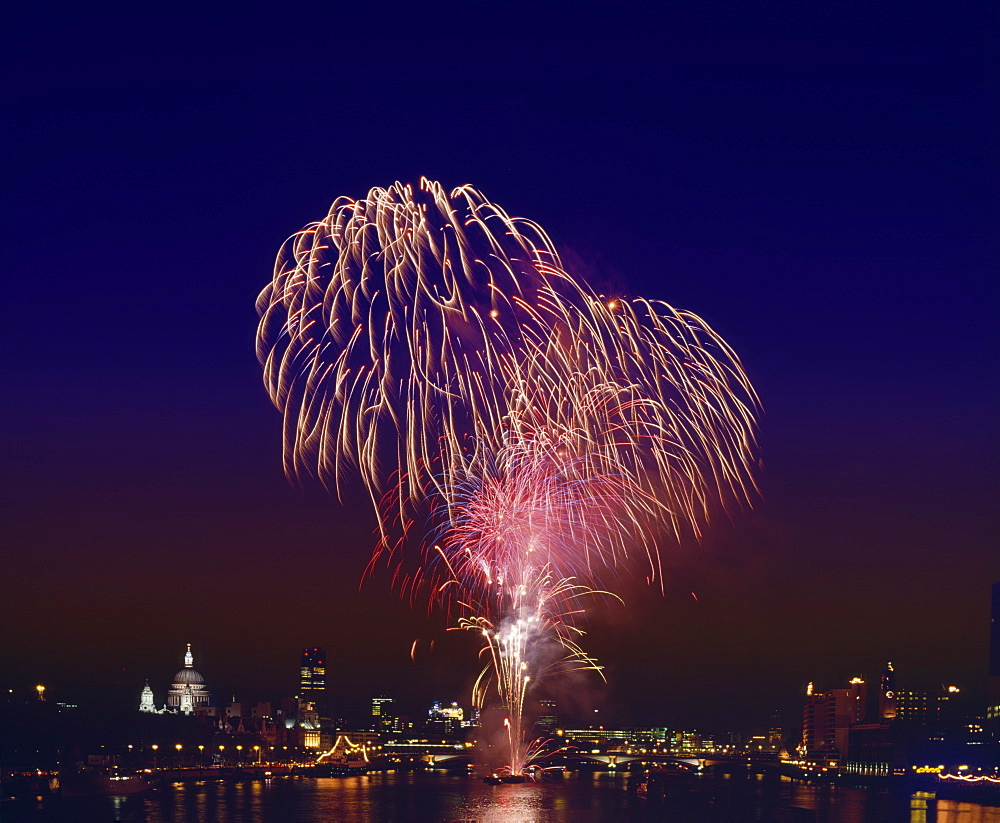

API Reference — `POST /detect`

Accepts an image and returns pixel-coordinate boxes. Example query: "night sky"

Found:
[4,2,996,733]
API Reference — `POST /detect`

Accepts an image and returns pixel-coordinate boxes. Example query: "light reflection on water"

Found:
[6,771,1000,822]
[935,798,1000,823]
[912,790,934,823]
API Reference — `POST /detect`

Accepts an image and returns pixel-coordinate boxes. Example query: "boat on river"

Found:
[635,763,696,800]
[58,772,154,797]
[483,772,529,784]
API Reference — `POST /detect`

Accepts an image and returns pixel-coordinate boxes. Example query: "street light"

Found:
[236,745,243,763]
[254,745,261,765]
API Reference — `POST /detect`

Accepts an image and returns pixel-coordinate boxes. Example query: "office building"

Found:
[988,582,1000,739]
[878,662,896,721]
[847,677,867,723]
[803,682,856,764]
[372,695,395,731]
[536,699,558,735]
[300,647,326,709]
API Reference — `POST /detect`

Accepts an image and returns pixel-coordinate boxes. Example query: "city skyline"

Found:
[10,583,999,737]
[4,1,995,740]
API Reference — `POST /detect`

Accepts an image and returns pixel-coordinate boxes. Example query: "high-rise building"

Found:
[894,689,937,726]
[847,677,867,723]
[987,583,1000,739]
[428,700,464,735]
[991,583,1000,680]
[428,700,464,722]
[766,711,784,752]
[300,647,326,708]
[463,706,480,728]
[372,695,395,731]
[802,682,856,764]
[878,662,897,721]
[536,699,558,735]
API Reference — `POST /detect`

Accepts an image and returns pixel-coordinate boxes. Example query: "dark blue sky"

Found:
[3,1,996,730]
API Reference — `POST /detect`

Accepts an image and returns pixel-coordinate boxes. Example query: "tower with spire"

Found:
[180,683,194,715]
[139,680,158,712]
[878,661,897,721]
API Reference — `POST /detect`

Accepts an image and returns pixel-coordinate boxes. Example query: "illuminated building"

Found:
[556,727,741,756]
[894,689,938,726]
[673,731,715,753]
[562,728,673,747]
[563,728,632,743]
[139,681,158,713]
[280,697,321,748]
[167,644,211,713]
[895,684,968,743]
[428,700,464,735]
[462,706,480,729]
[428,700,464,721]
[848,677,867,723]
[766,713,784,752]
[179,684,194,715]
[844,723,892,777]
[846,674,964,776]
[802,681,856,764]
[878,662,897,721]
[372,695,395,731]
[440,703,464,722]
[300,647,326,709]
[988,582,1000,740]
[536,699,558,735]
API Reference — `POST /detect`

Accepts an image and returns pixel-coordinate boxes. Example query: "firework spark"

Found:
[257,178,759,773]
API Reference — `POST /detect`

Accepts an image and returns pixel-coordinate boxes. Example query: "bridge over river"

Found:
[418,747,795,775]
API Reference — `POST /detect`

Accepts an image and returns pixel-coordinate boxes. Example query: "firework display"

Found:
[257,179,758,773]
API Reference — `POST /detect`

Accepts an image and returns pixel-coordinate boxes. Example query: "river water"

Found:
[5,770,1000,822]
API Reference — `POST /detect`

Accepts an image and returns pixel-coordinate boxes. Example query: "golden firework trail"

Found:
[257,178,759,773]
